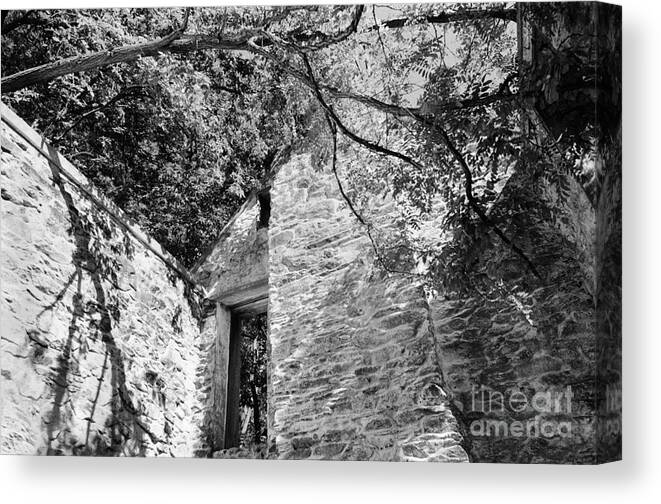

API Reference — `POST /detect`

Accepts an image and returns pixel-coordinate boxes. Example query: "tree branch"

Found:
[2,8,190,93]
[301,51,540,280]
[364,7,517,32]
[301,52,424,170]
[288,5,364,51]
[325,114,419,278]
[246,39,516,120]
[420,90,516,114]
[2,6,518,94]
[1,6,360,93]
[425,120,542,280]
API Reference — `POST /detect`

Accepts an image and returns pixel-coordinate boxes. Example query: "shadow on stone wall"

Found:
[43,146,158,456]
[2,111,206,456]
[426,3,620,464]
[430,168,597,463]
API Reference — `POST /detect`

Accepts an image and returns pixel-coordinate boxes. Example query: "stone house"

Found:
[0,3,620,463]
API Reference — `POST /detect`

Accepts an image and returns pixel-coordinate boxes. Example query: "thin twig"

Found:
[429,120,542,279]
[246,37,515,119]
[300,51,541,280]
[325,114,419,278]
[54,86,150,142]
[300,52,425,170]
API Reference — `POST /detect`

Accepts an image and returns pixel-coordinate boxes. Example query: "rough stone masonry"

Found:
[1,105,202,456]
[0,105,466,461]
[0,4,620,463]
[0,96,615,462]
[195,154,470,461]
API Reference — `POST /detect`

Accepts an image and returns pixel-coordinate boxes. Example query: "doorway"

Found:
[224,312,268,453]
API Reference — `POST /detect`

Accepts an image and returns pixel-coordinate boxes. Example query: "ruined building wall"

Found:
[192,144,602,464]
[192,152,469,461]
[426,3,619,464]
[428,171,597,464]
[1,105,203,456]
[267,154,468,462]
[193,195,268,305]
[426,4,606,461]
[2,38,618,462]
[192,195,268,454]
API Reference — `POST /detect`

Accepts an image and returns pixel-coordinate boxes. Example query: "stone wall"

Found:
[419,4,618,464]
[194,144,606,464]
[267,154,468,462]
[1,27,620,461]
[1,105,203,456]
[428,170,598,463]
[193,194,268,307]
[192,190,270,455]
[192,303,230,455]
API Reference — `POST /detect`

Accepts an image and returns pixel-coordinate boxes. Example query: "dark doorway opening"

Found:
[257,190,271,229]
[224,312,268,453]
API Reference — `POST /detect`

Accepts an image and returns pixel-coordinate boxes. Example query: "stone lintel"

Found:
[216,278,268,316]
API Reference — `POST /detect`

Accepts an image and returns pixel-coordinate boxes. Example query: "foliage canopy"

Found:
[2,3,594,293]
